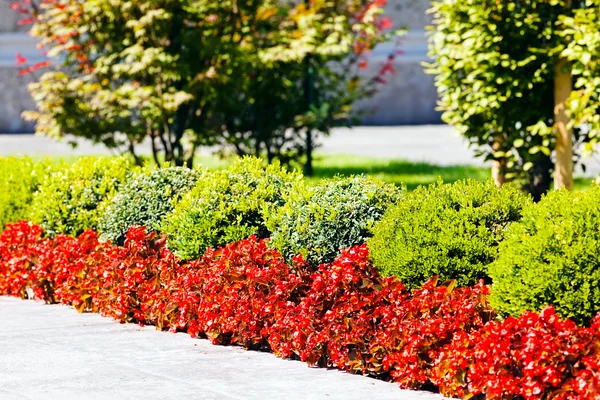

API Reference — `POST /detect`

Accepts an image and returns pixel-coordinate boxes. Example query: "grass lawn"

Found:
[32,153,594,191]
[308,154,490,190]
[176,153,596,191]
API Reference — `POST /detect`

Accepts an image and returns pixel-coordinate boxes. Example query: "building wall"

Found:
[356,0,441,125]
[0,0,439,133]
[0,1,36,133]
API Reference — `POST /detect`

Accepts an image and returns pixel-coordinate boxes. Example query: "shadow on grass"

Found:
[310,155,490,191]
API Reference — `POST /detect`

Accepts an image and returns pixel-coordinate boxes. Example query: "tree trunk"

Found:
[184,141,197,169]
[303,0,314,177]
[554,1,573,191]
[526,155,553,202]
[492,136,506,187]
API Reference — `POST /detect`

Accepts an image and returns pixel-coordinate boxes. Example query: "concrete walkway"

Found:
[2,126,599,175]
[0,126,477,165]
[0,297,446,400]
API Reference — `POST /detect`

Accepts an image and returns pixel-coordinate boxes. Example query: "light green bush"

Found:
[29,156,133,237]
[267,176,402,266]
[99,166,201,245]
[0,157,54,230]
[490,186,600,326]
[162,157,302,260]
[368,180,530,289]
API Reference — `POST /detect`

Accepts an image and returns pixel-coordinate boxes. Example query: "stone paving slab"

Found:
[0,297,446,400]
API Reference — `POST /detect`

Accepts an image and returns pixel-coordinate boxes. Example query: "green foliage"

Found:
[426,0,600,199]
[490,186,600,326]
[0,157,54,230]
[99,166,201,245]
[308,154,491,189]
[163,157,301,260]
[267,176,401,266]
[369,180,530,289]
[29,156,133,237]
[562,2,600,149]
[20,0,397,167]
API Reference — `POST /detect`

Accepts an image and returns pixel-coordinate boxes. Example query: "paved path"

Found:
[0,126,478,165]
[1,125,598,175]
[1,126,599,175]
[0,297,445,400]
[319,126,481,166]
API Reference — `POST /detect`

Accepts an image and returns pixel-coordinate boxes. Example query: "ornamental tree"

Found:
[12,0,399,167]
[427,0,600,200]
[562,2,600,159]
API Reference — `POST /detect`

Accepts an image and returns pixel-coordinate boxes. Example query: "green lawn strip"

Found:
[309,154,490,190]
[26,153,594,191]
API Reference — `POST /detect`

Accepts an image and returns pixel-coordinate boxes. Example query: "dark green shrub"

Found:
[368,180,530,289]
[266,176,402,266]
[162,157,301,261]
[490,186,600,326]
[0,157,54,230]
[99,167,201,245]
[29,156,133,237]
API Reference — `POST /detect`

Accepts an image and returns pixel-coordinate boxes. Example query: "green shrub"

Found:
[267,176,402,266]
[29,156,133,237]
[368,180,530,289]
[99,166,201,245]
[0,157,54,230]
[162,157,302,260]
[489,186,600,326]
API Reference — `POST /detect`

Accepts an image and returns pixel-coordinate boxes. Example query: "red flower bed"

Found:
[267,245,494,388]
[187,239,308,349]
[1,221,600,399]
[0,221,44,297]
[432,308,600,399]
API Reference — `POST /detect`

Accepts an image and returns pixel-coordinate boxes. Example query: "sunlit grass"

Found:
[30,152,595,192]
[309,154,491,190]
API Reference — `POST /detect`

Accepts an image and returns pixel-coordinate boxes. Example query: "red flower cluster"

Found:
[268,245,493,387]
[432,308,600,399]
[2,221,600,399]
[184,240,308,348]
[0,221,44,297]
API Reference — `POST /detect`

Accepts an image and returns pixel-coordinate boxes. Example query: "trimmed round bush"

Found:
[0,157,54,230]
[99,166,201,245]
[29,156,133,237]
[368,180,530,289]
[266,176,402,266]
[490,186,600,326]
[162,157,302,261]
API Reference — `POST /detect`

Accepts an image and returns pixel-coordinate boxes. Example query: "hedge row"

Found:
[1,156,401,268]
[0,157,55,229]
[2,155,600,324]
[1,222,599,398]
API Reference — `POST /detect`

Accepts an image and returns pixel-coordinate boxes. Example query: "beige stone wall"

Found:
[0,1,35,132]
[354,0,441,125]
[0,0,439,132]
[386,0,433,30]
[0,68,35,132]
[358,60,440,125]
[0,1,28,32]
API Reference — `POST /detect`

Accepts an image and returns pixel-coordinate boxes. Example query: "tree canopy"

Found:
[13,0,400,167]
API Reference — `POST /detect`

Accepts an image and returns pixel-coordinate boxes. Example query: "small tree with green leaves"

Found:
[13,0,400,168]
[562,2,600,151]
[427,0,600,200]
